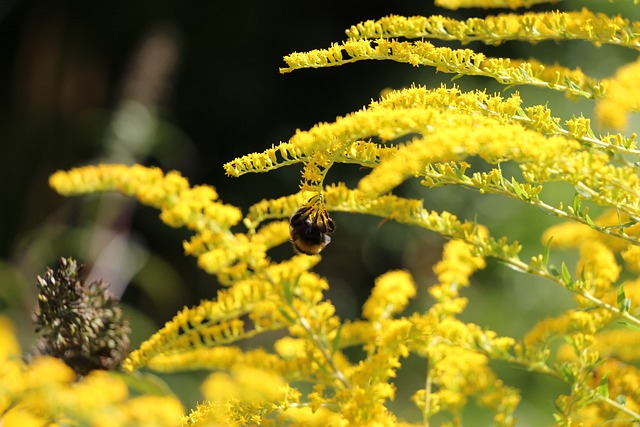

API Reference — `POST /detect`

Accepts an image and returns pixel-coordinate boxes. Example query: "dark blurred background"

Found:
[0,0,636,423]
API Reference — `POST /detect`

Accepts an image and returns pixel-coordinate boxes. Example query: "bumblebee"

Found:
[289,204,335,255]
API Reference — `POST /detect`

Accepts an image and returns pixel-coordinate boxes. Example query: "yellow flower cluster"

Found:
[0,317,183,427]
[286,6,640,128]
[415,240,519,426]
[183,367,300,426]
[596,59,640,129]
[346,10,640,50]
[50,164,242,231]
[435,0,554,9]
[362,270,416,322]
[431,239,486,305]
[227,83,640,247]
[553,357,640,425]
[282,38,601,99]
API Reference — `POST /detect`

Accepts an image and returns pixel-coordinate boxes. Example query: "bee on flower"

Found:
[289,202,335,255]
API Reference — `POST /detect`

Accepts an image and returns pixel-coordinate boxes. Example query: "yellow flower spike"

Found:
[282,38,602,98]
[347,10,640,50]
[250,220,290,249]
[201,372,240,402]
[244,192,310,231]
[622,245,640,273]
[274,336,305,360]
[120,396,184,426]
[372,84,519,119]
[23,356,76,389]
[278,406,343,427]
[425,341,520,425]
[373,84,638,156]
[0,408,48,427]
[50,164,242,232]
[202,367,294,417]
[568,311,604,336]
[576,240,620,298]
[429,241,486,308]
[524,307,613,363]
[355,108,580,196]
[147,346,292,377]
[546,207,640,254]
[197,248,237,274]
[591,328,640,363]
[124,256,321,373]
[362,270,417,322]
[602,278,640,315]
[227,87,639,233]
[596,58,640,129]
[0,317,20,360]
[47,371,129,424]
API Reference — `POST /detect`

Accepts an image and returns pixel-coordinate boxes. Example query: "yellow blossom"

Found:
[347,10,639,51]
[362,270,416,321]
[596,58,640,129]
[0,408,48,427]
[0,317,20,360]
[0,323,184,427]
[576,240,620,298]
[121,396,184,426]
[622,245,640,273]
[436,0,555,9]
[433,239,486,293]
[202,367,288,403]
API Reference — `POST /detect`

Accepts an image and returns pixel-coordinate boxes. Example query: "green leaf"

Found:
[331,323,344,355]
[519,65,531,81]
[277,305,295,323]
[618,285,630,313]
[552,413,568,427]
[603,221,635,230]
[511,178,525,199]
[558,362,575,383]
[564,75,582,91]
[597,372,609,398]
[542,238,553,270]
[571,193,581,216]
[584,214,597,228]
[561,262,574,289]
[616,319,640,330]
[282,279,294,304]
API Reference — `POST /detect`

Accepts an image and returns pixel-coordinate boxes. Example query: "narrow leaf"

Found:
[618,285,629,313]
[331,323,344,355]
[542,238,553,269]
[511,178,525,199]
[561,262,574,289]
[617,319,640,331]
[597,372,609,398]
[277,306,295,323]
[571,193,581,216]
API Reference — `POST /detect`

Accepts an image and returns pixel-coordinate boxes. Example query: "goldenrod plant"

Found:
[3,0,640,425]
